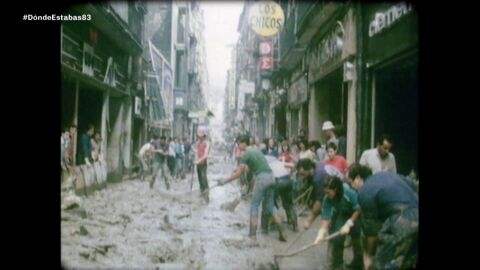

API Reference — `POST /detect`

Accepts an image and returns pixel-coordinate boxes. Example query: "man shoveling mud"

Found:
[347,163,418,270]
[218,135,286,242]
[314,176,363,270]
[296,159,344,230]
[261,155,298,234]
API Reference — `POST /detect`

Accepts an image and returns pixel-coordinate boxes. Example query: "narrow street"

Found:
[61,148,353,269]
[54,1,419,269]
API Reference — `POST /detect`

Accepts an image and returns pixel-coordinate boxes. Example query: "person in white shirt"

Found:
[138,139,154,181]
[322,121,339,147]
[359,134,397,174]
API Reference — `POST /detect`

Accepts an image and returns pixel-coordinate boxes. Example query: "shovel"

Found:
[190,163,196,191]
[273,231,342,269]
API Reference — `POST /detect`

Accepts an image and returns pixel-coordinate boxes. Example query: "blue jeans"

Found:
[175,156,183,177]
[251,172,276,217]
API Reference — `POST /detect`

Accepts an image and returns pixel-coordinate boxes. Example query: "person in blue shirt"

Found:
[314,176,363,270]
[296,159,344,230]
[347,163,418,270]
[262,137,279,157]
[81,125,94,165]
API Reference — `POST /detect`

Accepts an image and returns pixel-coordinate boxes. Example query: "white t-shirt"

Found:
[359,148,397,174]
[265,155,290,178]
[139,143,152,157]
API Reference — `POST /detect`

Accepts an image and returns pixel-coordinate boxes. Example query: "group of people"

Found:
[138,137,194,185]
[61,124,103,171]
[219,120,417,270]
[137,127,210,199]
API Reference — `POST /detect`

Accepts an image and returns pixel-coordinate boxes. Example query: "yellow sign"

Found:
[248,1,285,36]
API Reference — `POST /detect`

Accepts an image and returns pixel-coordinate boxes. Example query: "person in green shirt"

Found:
[314,176,363,270]
[220,135,286,242]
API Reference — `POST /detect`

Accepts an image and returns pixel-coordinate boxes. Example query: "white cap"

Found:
[322,121,335,131]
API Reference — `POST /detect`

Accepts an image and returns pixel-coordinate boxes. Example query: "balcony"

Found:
[174,88,188,111]
[72,4,142,54]
[61,25,128,93]
[278,4,307,71]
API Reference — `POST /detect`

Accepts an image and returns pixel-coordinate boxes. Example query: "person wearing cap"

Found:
[322,121,339,148]
[296,159,344,230]
[347,163,418,270]
[359,134,397,174]
[195,127,210,202]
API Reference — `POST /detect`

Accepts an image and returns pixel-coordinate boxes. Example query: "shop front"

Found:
[360,2,418,176]
[287,64,308,140]
[307,6,357,162]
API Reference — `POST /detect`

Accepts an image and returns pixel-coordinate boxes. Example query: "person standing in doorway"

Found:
[336,125,347,158]
[359,134,397,174]
[61,128,70,171]
[195,127,210,202]
[322,121,339,148]
[91,132,103,162]
[65,125,77,166]
[81,125,94,165]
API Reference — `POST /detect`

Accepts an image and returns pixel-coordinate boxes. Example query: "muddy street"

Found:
[61,149,352,269]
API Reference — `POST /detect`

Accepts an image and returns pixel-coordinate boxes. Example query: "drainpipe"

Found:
[355,2,365,162]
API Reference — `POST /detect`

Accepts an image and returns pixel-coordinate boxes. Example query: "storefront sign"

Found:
[308,9,356,83]
[369,3,413,37]
[288,76,307,106]
[259,41,273,55]
[314,21,344,66]
[248,1,285,36]
[260,56,273,70]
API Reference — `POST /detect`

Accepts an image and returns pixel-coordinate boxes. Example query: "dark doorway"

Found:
[61,78,77,129]
[76,86,103,164]
[374,52,418,176]
[315,68,348,127]
[275,105,287,140]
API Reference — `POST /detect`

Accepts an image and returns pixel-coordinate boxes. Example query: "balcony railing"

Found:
[61,25,127,91]
[279,9,296,61]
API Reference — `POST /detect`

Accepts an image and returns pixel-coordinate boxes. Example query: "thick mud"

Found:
[61,150,352,269]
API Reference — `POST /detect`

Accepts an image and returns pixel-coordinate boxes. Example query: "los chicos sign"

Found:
[248,1,285,36]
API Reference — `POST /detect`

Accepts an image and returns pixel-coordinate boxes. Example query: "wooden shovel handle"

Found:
[274,231,342,259]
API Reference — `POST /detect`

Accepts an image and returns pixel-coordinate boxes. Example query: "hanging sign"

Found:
[248,1,285,36]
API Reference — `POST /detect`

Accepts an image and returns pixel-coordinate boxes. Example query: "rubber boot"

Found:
[346,236,363,270]
[272,215,287,242]
[286,209,298,232]
[149,175,155,189]
[164,177,170,190]
[249,217,258,240]
[261,211,270,234]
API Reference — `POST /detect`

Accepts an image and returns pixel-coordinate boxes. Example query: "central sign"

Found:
[248,1,285,37]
